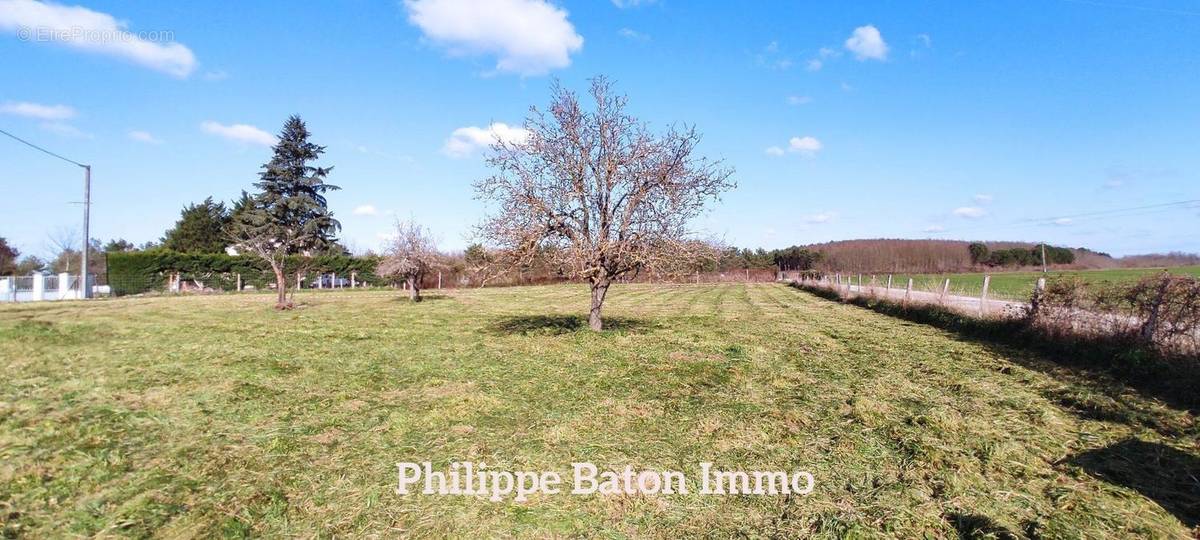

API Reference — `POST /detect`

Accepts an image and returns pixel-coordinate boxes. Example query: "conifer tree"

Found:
[230,116,340,308]
[161,197,231,253]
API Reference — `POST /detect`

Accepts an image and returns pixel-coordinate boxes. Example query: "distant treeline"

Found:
[785,239,1121,274]
[968,242,1075,267]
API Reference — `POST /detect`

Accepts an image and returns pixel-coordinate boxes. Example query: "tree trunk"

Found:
[272,263,288,309]
[1140,273,1171,343]
[588,279,610,331]
[408,277,421,302]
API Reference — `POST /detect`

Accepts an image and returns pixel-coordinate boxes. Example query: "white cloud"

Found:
[952,206,987,219]
[845,25,888,61]
[755,41,794,70]
[786,95,812,105]
[806,47,840,71]
[40,121,90,138]
[128,130,161,144]
[973,194,993,204]
[617,27,648,42]
[0,100,75,120]
[787,136,823,155]
[1052,218,1073,226]
[200,121,277,147]
[803,211,837,224]
[353,204,379,216]
[923,225,946,233]
[404,0,583,76]
[612,0,655,7]
[767,136,823,157]
[0,0,196,77]
[443,122,528,158]
[916,33,932,48]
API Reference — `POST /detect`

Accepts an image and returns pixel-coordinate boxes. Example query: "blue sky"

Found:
[1,0,1197,258]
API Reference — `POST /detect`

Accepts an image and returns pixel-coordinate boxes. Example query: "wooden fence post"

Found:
[438,272,443,289]
[236,273,242,292]
[940,278,950,303]
[1140,273,1171,342]
[1030,277,1046,319]
[904,278,913,304]
[980,275,991,316]
[351,271,357,289]
[886,274,893,290]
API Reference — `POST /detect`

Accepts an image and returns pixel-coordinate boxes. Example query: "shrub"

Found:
[105,250,385,296]
[1030,273,1200,356]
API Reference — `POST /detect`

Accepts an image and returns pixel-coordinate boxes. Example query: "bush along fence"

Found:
[105,250,386,297]
[789,271,1200,358]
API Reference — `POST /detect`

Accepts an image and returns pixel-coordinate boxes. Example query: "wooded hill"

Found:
[797,239,1115,273]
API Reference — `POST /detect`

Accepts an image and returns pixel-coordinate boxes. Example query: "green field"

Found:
[1,284,1196,537]
[864,265,1200,301]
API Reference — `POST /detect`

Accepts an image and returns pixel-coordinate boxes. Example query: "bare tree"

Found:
[46,226,78,273]
[476,76,735,330]
[377,219,441,302]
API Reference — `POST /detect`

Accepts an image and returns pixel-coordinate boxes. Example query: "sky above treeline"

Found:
[1,0,1198,258]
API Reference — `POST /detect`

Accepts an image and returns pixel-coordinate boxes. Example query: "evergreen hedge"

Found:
[105,250,383,296]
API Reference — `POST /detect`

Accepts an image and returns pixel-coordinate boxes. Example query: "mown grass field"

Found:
[878,265,1200,301]
[1,283,1197,537]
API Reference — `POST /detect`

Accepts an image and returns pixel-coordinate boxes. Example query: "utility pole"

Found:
[81,165,91,298]
[0,128,92,298]
[1040,242,1047,274]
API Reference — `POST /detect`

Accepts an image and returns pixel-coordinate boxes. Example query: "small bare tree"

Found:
[378,219,440,302]
[476,76,735,330]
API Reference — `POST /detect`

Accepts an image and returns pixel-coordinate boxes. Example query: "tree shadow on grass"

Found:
[1067,438,1200,528]
[389,294,451,303]
[485,314,656,336]
[942,512,1019,540]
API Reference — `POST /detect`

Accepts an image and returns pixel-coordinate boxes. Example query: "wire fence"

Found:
[788,271,1200,357]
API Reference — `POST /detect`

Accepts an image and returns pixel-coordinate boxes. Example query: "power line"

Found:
[0,127,88,168]
[1020,199,1200,224]
[925,199,1200,236]
[1056,0,1200,17]
[1,126,94,298]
